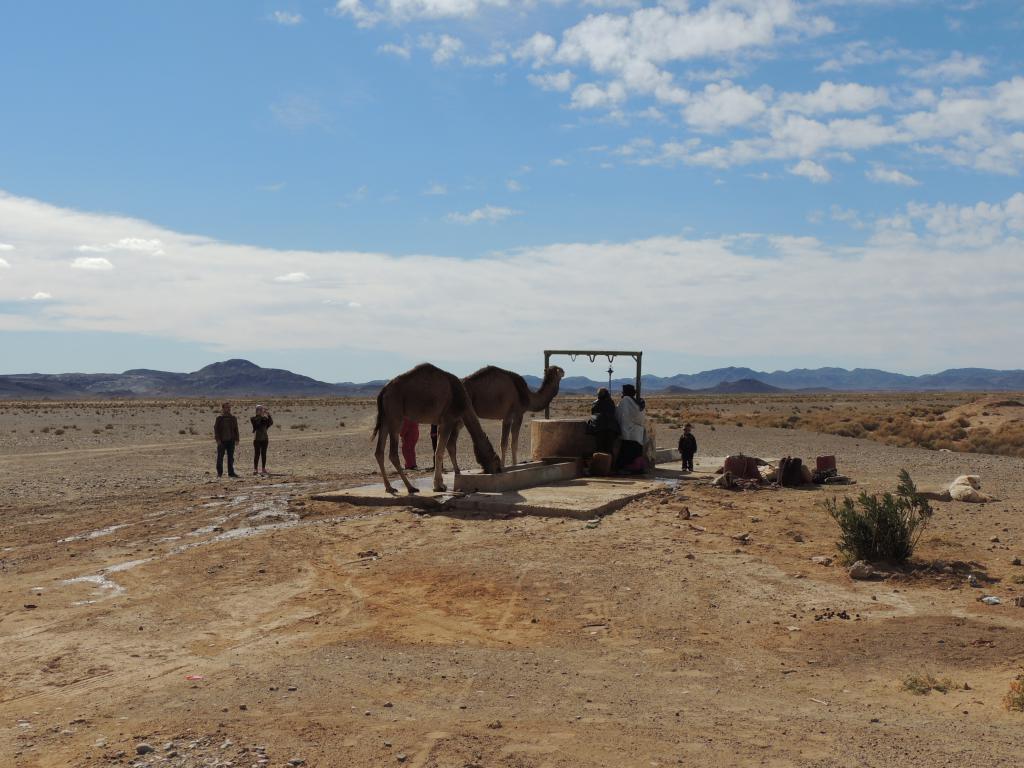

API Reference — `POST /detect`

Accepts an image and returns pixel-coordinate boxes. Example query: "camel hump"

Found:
[465,365,530,408]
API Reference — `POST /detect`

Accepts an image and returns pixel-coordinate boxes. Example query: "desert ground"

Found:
[2,394,1024,767]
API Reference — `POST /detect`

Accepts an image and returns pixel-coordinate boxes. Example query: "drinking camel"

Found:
[372,363,502,494]
[448,365,565,468]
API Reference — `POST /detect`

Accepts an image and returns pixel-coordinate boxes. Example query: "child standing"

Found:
[678,423,697,472]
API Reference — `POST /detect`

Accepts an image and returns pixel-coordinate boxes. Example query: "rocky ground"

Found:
[2,396,1024,767]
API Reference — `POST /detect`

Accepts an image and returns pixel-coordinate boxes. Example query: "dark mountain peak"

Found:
[195,359,261,374]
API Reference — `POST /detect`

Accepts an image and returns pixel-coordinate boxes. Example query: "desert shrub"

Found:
[339,421,346,427]
[956,416,971,428]
[105,424,113,430]
[54,428,65,435]
[904,674,953,695]
[41,426,51,433]
[178,429,187,435]
[824,470,932,563]
[1005,674,1024,712]
[92,428,102,434]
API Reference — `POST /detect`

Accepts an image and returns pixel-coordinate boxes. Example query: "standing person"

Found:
[400,418,420,470]
[615,384,646,472]
[588,387,619,454]
[678,423,697,472]
[251,405,273,476]
[214,402,240,478]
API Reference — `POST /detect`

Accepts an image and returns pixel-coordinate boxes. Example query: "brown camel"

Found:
[448,365,565,468]
[372,363,502,495]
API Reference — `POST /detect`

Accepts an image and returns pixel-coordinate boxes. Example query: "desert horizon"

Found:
[4,1,1024,764]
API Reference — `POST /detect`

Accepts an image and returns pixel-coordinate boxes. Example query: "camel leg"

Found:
[499,420,511,468]
[445,424,462,476]
[433,421,456,492]
[509,413,523,466]
[388,426,418,495]
[374,426,398,495]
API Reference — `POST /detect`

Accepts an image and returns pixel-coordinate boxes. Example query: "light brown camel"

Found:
[448,365,565,469]
[372,363,502,495]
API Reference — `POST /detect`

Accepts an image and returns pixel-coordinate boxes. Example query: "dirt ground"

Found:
[2,396,1024,767]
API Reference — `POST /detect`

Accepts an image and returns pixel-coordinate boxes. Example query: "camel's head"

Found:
[474,439,503,475]
[546,365,566,383]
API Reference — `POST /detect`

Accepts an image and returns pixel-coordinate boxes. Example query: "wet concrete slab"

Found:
[312,472,666,519]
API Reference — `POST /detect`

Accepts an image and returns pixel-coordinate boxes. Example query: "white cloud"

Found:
[445,205,521,224]
[866,165,920,186]
[909,51,986,82]
[76,237,165,256]
[71,257,114,271]
[334,0,510,27]
[274,272,311,283]
[3,189,1024,372]
[788,159,832,183]
[776,81,889,115]
[0,243,13,251]
[378,42,411,58]
[423,182,447,196]
[0,257,9,269]
[514,33,557,67]
[32,292,52,301]
[506,179,522,192]
[683,81,769,132]
[550,158,569,166]
[571,81,627,109]
[527,70,574,92]
[420,33,463,64]
[270,10,303,25]
[816,40,919,73]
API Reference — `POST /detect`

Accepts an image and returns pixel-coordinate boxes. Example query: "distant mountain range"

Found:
[1,359,1023,399]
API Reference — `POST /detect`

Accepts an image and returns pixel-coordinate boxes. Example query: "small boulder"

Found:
[136,744,155,755]
[848,561,875,580]
[811,556,833,566]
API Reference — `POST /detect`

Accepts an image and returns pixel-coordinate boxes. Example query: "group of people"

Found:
[213,402,274,477]
[210,389,696,479]
[588,383,697,473]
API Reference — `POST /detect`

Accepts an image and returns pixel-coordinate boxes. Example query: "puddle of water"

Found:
[58,523,130,543]
[62,558,151,601]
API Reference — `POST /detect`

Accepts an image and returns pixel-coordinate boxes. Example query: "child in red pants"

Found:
[400,418,420,470]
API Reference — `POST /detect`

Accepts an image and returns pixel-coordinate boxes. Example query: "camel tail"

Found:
[371,388,385,440]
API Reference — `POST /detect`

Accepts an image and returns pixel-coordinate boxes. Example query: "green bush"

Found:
[824,470,933,563]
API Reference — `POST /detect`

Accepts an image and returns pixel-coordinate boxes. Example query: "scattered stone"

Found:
[811,556,833,566]
[23,604,37,610]
[1013,596,1024,608]
[239,704,247,711]
[396,754,408,763]
[487,720,502,729]
[358,550,380,559]
[288,760,305,767]
[677,507,691,520]
[1012,557,1022,566]
[136,744,155,755]
[967,574,980,587]
[990,536,1000,543]
[980,595,1001,605]
[221,740,233,749]
[792,533,805,543]
[287,686,298,692]
[383,701,393,708]
[848,561,875,580]
[95,738,107,748]
[732,532,752,543]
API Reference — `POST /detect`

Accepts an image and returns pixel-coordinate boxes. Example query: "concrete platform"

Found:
[312,473,666,519]
[453,460,580,493]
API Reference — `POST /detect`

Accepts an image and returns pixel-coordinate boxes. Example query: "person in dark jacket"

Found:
[678,423,697,472]
[250,405,273,476]
[214,402,240,478]
[588,387,619,454]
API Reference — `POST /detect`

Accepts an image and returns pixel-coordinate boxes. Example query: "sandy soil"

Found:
[2,396,1024,767]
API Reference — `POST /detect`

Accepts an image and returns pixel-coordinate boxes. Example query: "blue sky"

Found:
[1,1,1023,381]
